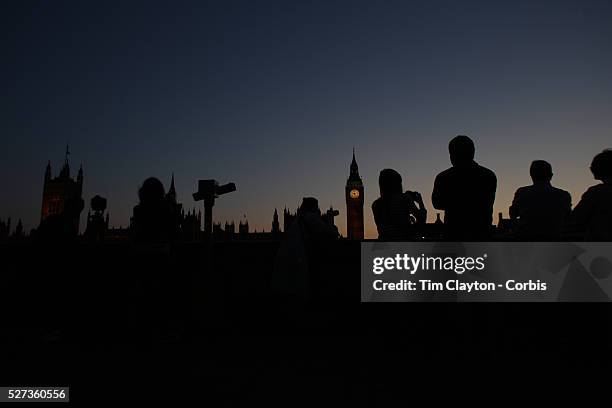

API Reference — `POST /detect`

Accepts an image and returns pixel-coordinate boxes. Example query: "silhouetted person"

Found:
[296,196,339,245]
[273,197,338,300]
[572,149,612,240]
[131,177,179,342]
[510,160,571,240]
[432,135,497,241]
[132,177,175,245]
[372,169,426,240]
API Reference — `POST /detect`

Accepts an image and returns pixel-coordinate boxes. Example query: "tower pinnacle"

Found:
[349,148,360,181]
[60,144,71,178]
[169,173,176,195]
[45,160,52,181]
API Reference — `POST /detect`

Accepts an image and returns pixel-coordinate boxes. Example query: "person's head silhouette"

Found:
[530,160,553,183]
[590,149,612,183]
[379,169,403,199]
[299,197,320,215]
[138,177,165,205]
[449,135,475,167]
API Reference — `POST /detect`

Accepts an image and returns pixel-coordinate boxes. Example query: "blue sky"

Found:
[2,0,611,237]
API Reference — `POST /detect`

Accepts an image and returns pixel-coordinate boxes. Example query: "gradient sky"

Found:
[2,0,612,238]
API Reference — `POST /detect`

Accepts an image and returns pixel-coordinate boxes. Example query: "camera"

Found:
[193,180,236,201]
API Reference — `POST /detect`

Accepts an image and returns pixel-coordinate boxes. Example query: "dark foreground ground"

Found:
[0,240,610,404]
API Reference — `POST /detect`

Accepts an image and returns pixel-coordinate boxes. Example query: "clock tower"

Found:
[345,149,364,240]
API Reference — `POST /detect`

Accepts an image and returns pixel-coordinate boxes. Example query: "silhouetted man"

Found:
[432,135,497,241]
[572,149,612,240]
[509,160,571,240]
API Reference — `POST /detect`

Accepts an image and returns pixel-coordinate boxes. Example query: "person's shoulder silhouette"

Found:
[432,135,497,241]
[510,160,571,240]
[372,169,426,240]
[572,149,612,241]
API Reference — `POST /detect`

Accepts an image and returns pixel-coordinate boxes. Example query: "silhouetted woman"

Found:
[572,149,612,240]
[372,169,427,240]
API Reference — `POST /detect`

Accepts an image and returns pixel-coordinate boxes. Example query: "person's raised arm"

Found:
[411,191,427,224]
[509,188,523,220]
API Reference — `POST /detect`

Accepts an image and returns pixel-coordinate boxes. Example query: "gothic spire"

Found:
[349,148,360,181]
[167,172,177,203]
[60,144,70,178]
[45,160,52,181]
[169,173,176,193]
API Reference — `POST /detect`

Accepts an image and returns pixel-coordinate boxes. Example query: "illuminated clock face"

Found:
[350,189,360,199]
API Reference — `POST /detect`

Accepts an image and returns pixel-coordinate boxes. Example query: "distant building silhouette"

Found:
[106,225,130,242]
[41,145,83,235]
[497,212,515,236]
[345,149,364,240]
[0,218,11,242]
[166,173,177,204]
[12,219,24,240]
[213,220,237,240]
[85,195,109,242]
[181,208,202,241]
[272,209,280,234]
[239,215,249,236]
[283,207,297,232]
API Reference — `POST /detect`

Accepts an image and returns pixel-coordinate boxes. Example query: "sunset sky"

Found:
[2,0,612,238]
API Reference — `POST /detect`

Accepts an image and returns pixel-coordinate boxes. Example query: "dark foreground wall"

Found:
[0,241,610,403]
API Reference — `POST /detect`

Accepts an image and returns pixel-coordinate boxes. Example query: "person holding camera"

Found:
[372,168,427,240]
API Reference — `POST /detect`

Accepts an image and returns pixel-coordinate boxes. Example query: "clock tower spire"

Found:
[345,149,364,240]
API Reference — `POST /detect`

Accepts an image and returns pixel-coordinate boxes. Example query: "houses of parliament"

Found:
[4,146,355,242]
[40,146,83,235]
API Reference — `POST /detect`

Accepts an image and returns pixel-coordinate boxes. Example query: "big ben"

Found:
[345,149,364,240]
